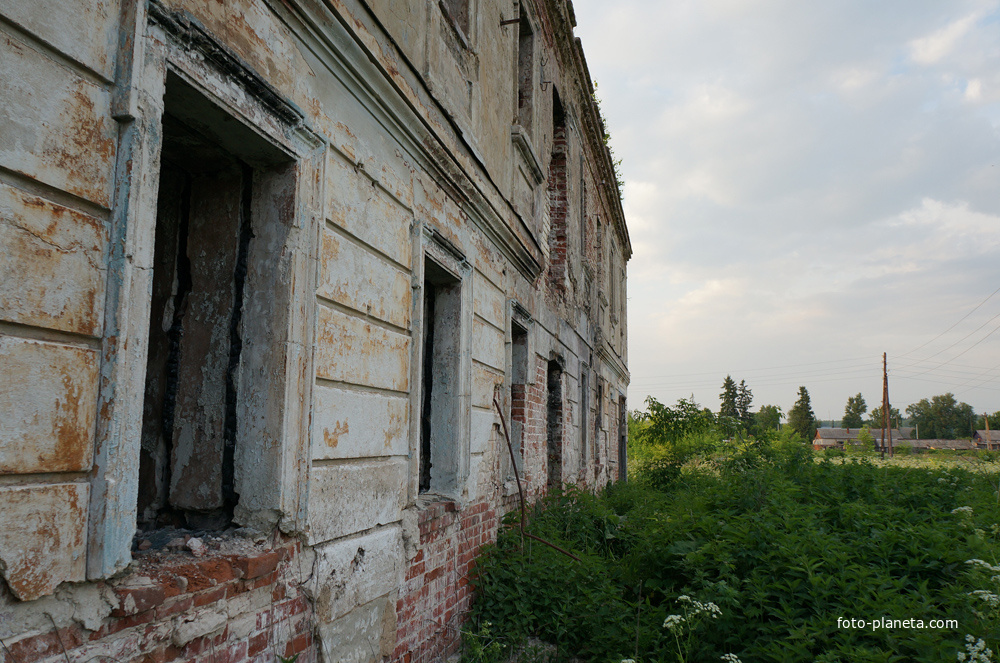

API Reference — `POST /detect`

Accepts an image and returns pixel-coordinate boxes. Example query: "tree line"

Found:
[635,376,998,444]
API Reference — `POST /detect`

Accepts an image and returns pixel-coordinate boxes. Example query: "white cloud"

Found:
[965,78,983,102]
[909,12,981,65]
[573,0,1000,415]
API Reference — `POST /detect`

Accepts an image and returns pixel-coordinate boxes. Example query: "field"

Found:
[467,442,1000,663]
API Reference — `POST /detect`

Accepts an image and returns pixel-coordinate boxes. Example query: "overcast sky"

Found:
[573,0,1000,422]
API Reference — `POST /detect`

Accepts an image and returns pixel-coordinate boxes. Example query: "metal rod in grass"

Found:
[492,395,581,562]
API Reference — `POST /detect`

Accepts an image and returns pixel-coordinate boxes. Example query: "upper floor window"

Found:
[441,0,471,40]
[517,12,535,128]
[547,88,568,292]
[609,242,619,318]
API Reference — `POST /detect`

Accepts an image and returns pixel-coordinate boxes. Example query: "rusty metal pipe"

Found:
[493,396,581,563]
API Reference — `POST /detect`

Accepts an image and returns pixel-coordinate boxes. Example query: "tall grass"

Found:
[469,439,1000,662]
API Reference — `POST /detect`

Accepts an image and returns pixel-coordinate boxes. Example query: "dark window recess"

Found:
[596,380,604,463]
[137,73,294,533]
[546,359,563,490]
[510,322,529,467]
[618,395,628,481]
[517,13,534,128]
[547,89,568,294]
[138,116,251,531]
[419,259,462,495]
[442,0,470,38]
[579,366,589,469]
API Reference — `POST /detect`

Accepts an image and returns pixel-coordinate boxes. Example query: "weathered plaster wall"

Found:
[0,0,630,660]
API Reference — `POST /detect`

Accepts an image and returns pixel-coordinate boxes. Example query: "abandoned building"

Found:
[0,0,630,660]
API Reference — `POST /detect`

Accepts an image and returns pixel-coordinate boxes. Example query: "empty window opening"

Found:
[547,89,568,293]
[419,259,463,495]
[509,322,529,471]
[517,13,534,129]
[595,380,604,462]
[618,395,628,481]
[579,175,587,259]
[442,0,471,38]
[610,243,619,317]
[579,366,589,473]
[546,359,563,490]
[137,73,294,533]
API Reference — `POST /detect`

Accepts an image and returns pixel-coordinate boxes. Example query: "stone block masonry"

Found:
[0,0,630,659]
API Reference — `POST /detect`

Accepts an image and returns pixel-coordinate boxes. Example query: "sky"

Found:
[572,0,1000,423]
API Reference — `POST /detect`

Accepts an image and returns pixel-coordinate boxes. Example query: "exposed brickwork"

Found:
[1,539,316,663]
[547,126,569,298]
[393,500,499,663]
[0,1,630,660]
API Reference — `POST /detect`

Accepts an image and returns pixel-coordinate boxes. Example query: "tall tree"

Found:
[906,393,976,439]
[755,404,782,434]
[976,411,1000,431]
[842,393,867,428]
[736,380,753,429]
[788,386,817,441]
[719,375,738,419]
[867,405,902,431]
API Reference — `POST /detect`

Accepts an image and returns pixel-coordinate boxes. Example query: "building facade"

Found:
[0,0,630,661]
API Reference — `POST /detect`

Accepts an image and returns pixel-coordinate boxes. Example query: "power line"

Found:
[897,284,1000,359]
[901,317,1000,379]
[629,354,874,381]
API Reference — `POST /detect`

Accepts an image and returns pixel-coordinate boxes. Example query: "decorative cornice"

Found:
[148,1,306,129]
[262,0,543,281]
[511,300,533,325]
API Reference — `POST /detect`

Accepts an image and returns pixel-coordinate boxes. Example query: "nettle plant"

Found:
[468,437,1000,663]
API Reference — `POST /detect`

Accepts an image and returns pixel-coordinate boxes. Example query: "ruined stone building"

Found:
[0,0,630,660]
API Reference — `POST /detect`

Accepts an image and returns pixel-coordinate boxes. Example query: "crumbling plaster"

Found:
[0,0,629,659]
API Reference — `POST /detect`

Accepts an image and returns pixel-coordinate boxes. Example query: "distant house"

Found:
[813,427,914,450]
[908,439,979,451]
[974,430,1000,449]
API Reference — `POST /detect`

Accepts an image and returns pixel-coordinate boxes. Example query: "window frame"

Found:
[87,18,325,578]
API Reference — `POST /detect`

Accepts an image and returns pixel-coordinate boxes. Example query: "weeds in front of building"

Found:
[466,412,1000,662]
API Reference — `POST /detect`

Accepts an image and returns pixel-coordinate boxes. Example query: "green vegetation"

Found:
[720,376,739,420]
[843,393,867,429]
[592,80,625,201]
[467,401,1000,662]
[788,386,818,441]
[868,405,903,431]
[907,394,977,439]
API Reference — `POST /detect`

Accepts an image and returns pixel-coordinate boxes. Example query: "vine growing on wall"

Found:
[592,80,625,201]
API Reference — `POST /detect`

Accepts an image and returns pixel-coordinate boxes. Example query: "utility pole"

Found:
[881,352,892,458]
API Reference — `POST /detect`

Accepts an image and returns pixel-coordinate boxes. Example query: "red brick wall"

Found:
[547,126,569,297]
[392,499,499,663]
[2,539,315,663]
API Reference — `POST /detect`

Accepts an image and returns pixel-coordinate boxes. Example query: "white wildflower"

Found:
[663,614,684,631]
[953,506,975,515]
[720,654,743,663]
[967,559,1000,573]
[970,590,1000,607]
[960,635,994,663]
